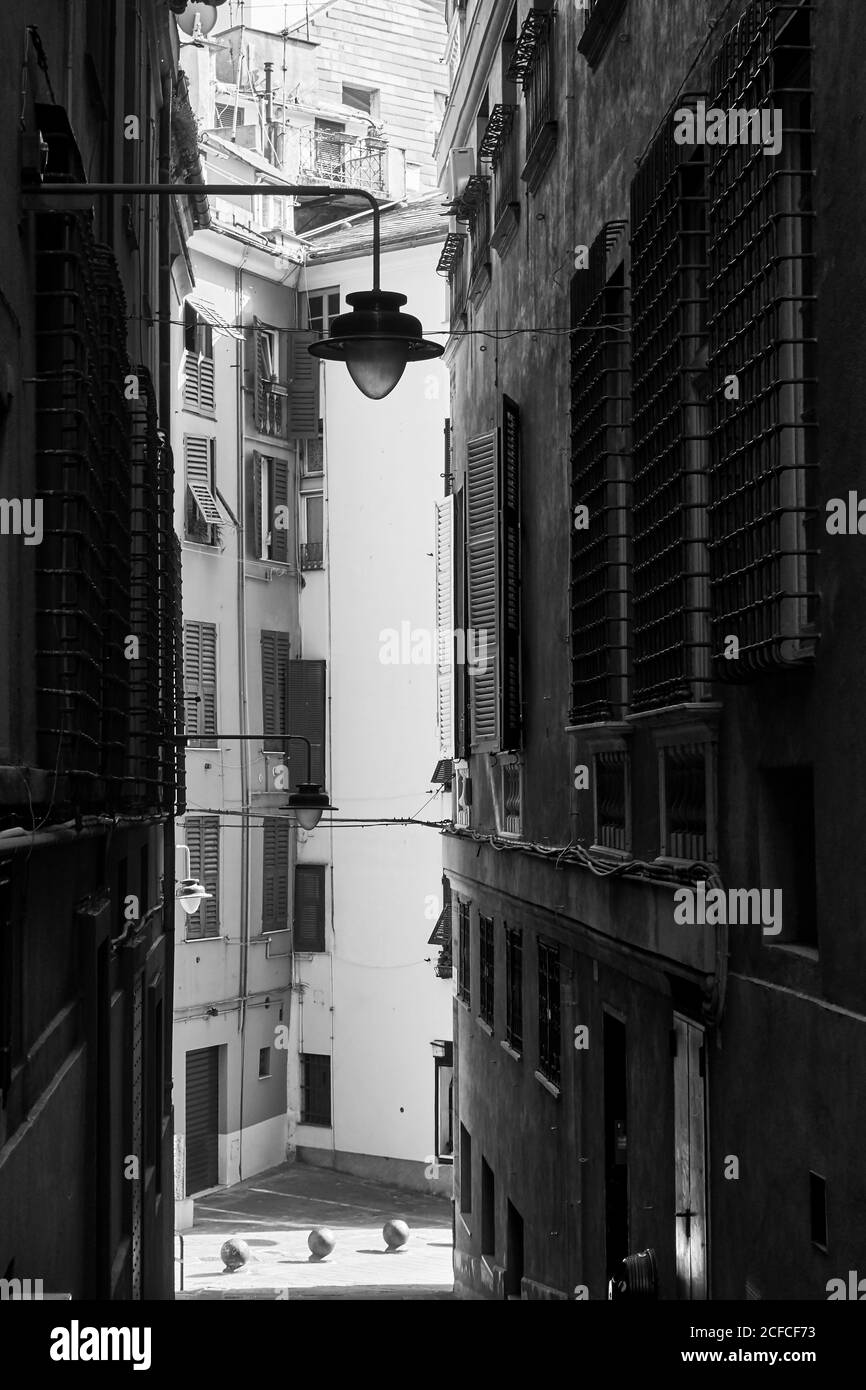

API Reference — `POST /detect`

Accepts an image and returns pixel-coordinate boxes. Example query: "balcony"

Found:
[297,127,388,197]
[300,541,324,570]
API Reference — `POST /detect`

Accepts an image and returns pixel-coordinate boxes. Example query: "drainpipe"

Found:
[235,258,251,1183]
[264,61,275,162]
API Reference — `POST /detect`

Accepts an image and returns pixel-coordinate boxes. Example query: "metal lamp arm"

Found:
[174,733,312,783]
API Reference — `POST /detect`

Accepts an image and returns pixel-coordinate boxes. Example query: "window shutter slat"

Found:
[436,496,455,758]
[287,331,321,439]
[467,432,498,748]
[286,660,326,788]
[500,396,522,749]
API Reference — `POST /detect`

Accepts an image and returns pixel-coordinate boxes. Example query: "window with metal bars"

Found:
[706,0,817,676]
[525,14,554,157]
[506,7,556,187]
[457,900,471,1006]
[569,223,631,724]
[501,762,522,835]
[505,926,523,1053]
[594,749,629,852]
[300,1053,331,1126]
[630,107,712,712]
[661,743,708,862]
[480,104,519,229]
[185,816,220,940]
[537,939,560,1087]
[578,0,628,66]
[467,176,492,287]
[479,915,494,1026]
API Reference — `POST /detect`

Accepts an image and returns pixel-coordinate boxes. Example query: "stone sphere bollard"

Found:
[220,1237,251,1271]
[383,1219,410,1250]
[308,1226,337,1259]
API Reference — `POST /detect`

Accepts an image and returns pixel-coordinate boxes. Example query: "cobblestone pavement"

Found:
[176,1161,454,1301]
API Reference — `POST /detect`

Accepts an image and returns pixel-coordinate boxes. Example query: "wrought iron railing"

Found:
[297,128,388,196]
[300,541,324,570]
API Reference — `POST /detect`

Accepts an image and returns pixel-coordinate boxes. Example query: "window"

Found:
[569,224,631,723]
[457,900,470,1006]
[758,766,817,947]
[184,435,223,545]
[499,759,522,836]
[300,1053,331,1126]
[438,232,467,328]
[435,496,455,759]
[342,84,378,118]
[578,0,628,67]
[658,737,716,863]
[506,7,557,192]
[481,1156,495,1255]
[631,116,711,711]
[260,630,291,754]
[433,89,448,128]
[434,1043,454,1161]
[480,104,519,237]
[459,1122,472,1215]
[254,453,290,562]
[183,621,218,746]
[707,0,816,675]
[466,396,522,752]
[809,1172,827,1251]
[305,289,341,336]
[466,175,492,288]
[454,762,471,829]
[537,939,560,1087]
[261,821,290,934]
[594,749,629,853]
[252,320,320,441]
[258,1046,271,1079]
[505,927,523,1053]
[286,660,326,789]
[301,419,324,475]
[183,304,215,414]
[479,915,494,1027]
[301,493,324,570]
[185,816,219,939]
[294,864,326,952]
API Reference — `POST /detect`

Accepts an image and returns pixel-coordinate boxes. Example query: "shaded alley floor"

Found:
[176,1161,455,1300]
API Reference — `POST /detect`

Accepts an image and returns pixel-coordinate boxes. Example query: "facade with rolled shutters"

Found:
[0,2,199,1300]
[436,0,866,1300]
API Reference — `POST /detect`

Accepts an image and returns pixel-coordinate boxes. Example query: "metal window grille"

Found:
[537,940,560,1086]
[455,765,472,828]
[706,0,818,675]
[595,749,628,851]
[300,541,324,570]
[300,1053,332,1126]
[467,176,492,285]
[505,926,523,1052]
[663,742,707,861]
[569,223,631,723]
[479,915,494,1026]
[630,105,713,711]
[457,900,471,1005]
[501,763,522,834]
[480,105,519,224]
[524,15,555,156]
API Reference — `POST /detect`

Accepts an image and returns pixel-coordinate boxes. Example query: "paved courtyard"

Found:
[176,1162,455,1300]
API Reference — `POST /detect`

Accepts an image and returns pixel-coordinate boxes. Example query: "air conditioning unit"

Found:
[445,147,475,202]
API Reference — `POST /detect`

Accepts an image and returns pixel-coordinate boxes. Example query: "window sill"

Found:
[457,995,471,1013]
[184,932,223,945]
[577,0,628,67]
[182,403,216,420]
[534,1069,561,1099]
[476,1017,494,1037]
[500,1039,522,1062]
[183,540,221,555]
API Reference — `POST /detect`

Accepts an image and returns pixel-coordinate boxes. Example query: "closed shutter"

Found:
[294,864,326,951]
[453,485,469,757]
[271,455,290,562]
[500,396,522,749]
[287,331,321,439]
[185,816,219,939]
[435,496,455,758]
[467,432,498,748]
[183,352,200,410]
[183,621,217,744]
[261,631,291,752]
[253,451,264,559]
[287,660,326,788]
[198,353,215,413]
[253,317,268,433]
[262,821,290,933]
[185,1046,220,1194]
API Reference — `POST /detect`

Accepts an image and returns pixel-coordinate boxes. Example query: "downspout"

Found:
[236,258,251,1182]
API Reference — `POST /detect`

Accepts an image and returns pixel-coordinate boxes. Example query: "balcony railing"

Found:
[525,21,554,156]
[467,177,492,284]
[297,128,388,196]
[257,383,288,439]
[300,541,324,570]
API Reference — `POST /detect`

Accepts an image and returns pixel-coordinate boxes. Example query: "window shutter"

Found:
[271,456,290,562]
[253,317,267,432]
[453,485,469,758]
[287,331,321,439]
[183,621,218,744]
[186,816,219,939]
[294,864,326,951]
[500,396,522,749]
[185,436,224,525]
[261,631,291,751]
[435,496,455,758]
[262,821,290,932]
[467,432,499,748]
[183,353,200,410]
[184,301,197,355]
[253,451,264,559]
[286,660,326,788]
[198,352,215,413]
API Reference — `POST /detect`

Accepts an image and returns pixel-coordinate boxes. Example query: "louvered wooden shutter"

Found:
[435,496,455,758]
[453,485,469,758]
[271,455,290,562]
[185,436,222,525]
[294,864,326,951]
[253,451,264,559]
[467,432,499,749]
[262,821,290,932]
[183,621,217,744]
[286,660,326,788]
[253,317,267,432]
[500,396,522,749]
[287,331,321,439]
[185,816,219,939]
[198,352,215,413]
[261,630,291,751]
[183,353,200,410]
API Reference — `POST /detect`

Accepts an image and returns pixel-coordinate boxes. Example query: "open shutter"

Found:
[467,432,498,749]
[183,621,202,739]
[436,496,455,757]
[286,660,326,788]
[287,331,321,439]
[500,396,522,749]
[253,452,264,559]
[185,436,225,525]
[261,631,291,751]
[453,485,469,757]
[262,821,290,932]
[199,623,217,742]
[294,864,326,950]
[271,456,290,562]
[253,317,268,432]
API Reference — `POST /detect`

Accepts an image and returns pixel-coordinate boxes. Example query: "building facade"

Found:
[0,1,200,1300]
[436,0,866,1299]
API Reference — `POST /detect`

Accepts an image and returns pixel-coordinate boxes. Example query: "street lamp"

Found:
[174,733,334,830]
